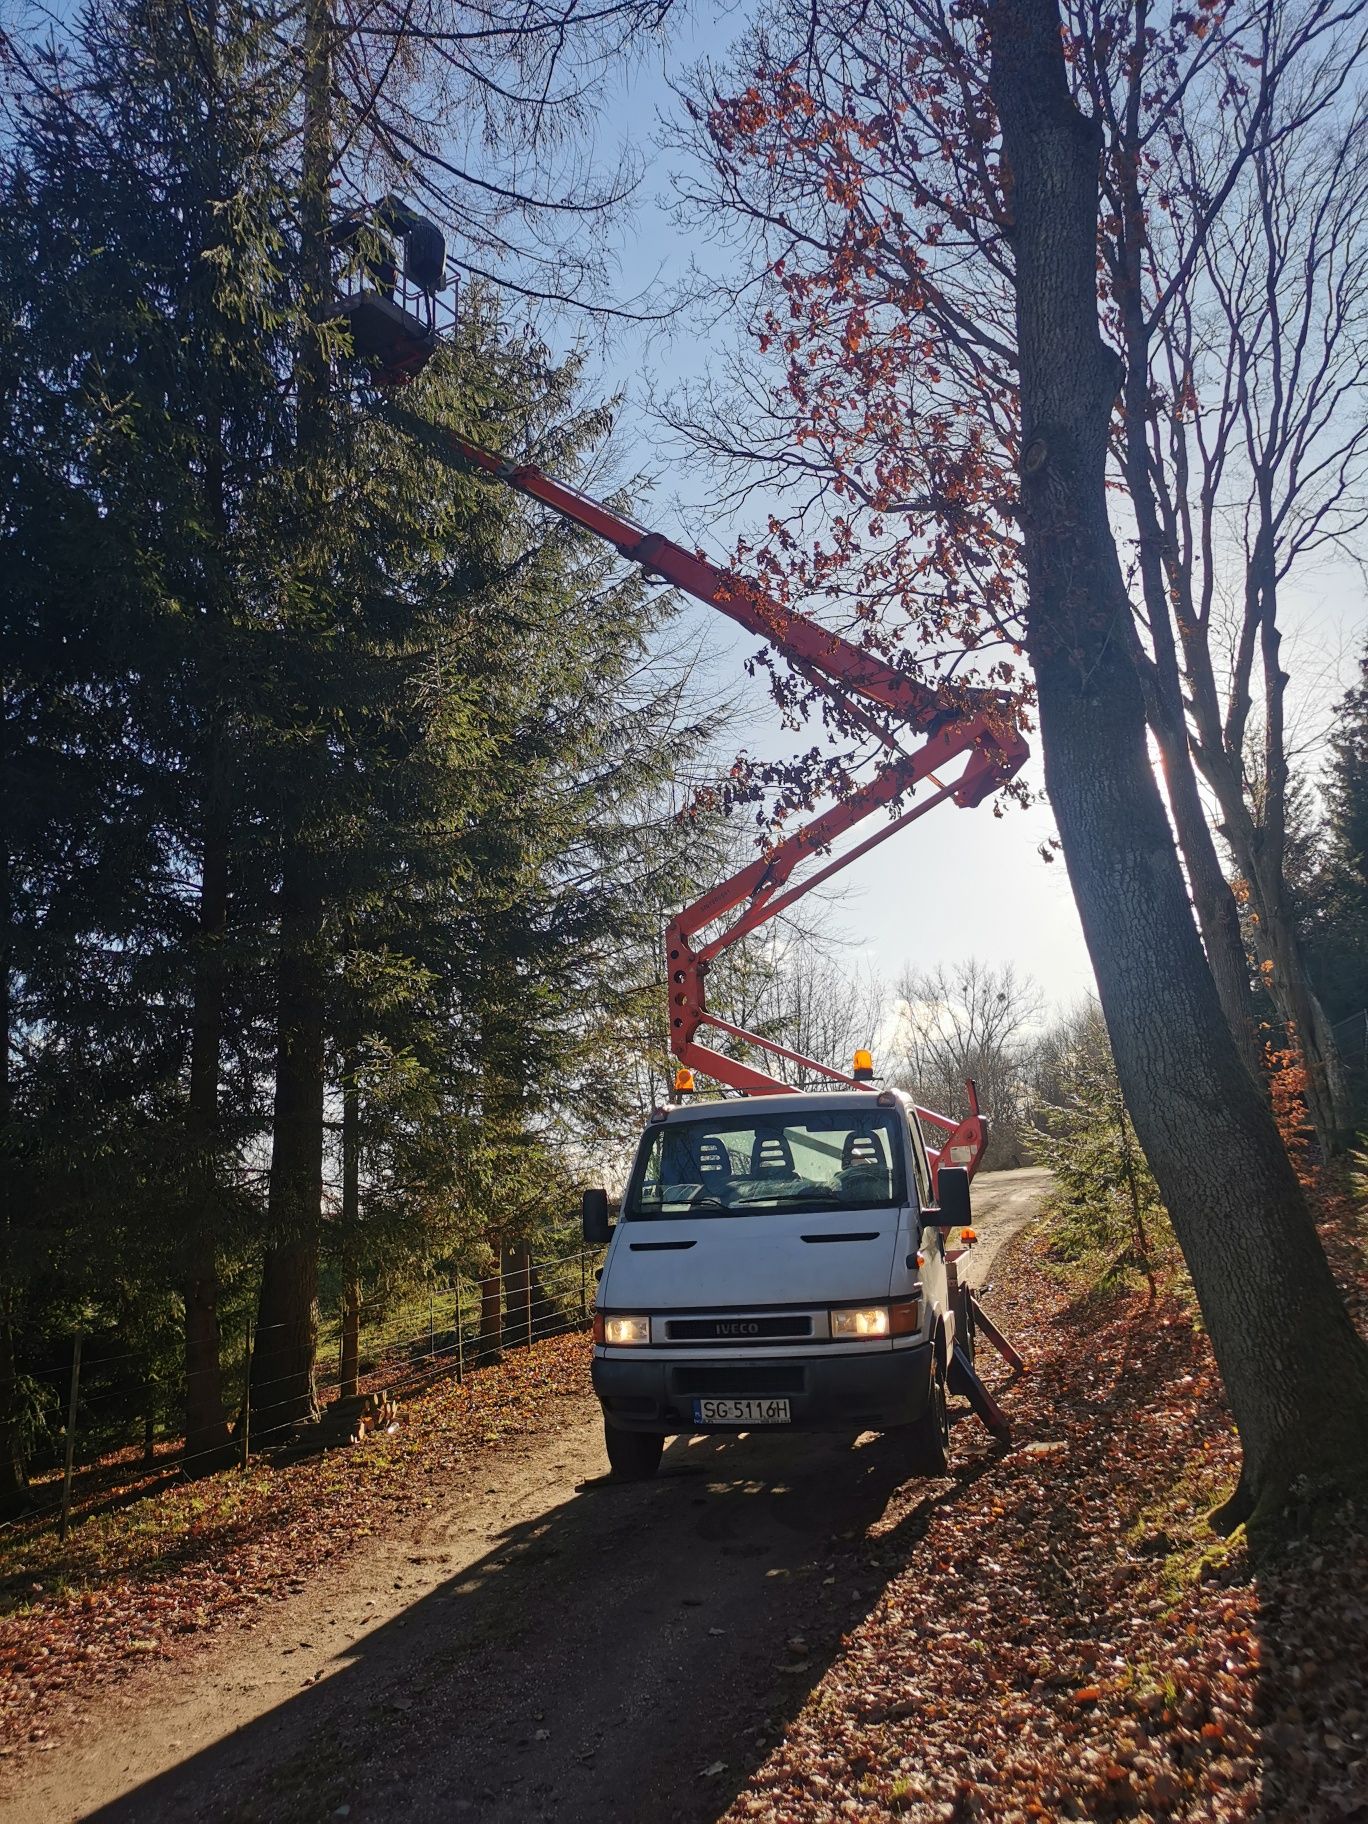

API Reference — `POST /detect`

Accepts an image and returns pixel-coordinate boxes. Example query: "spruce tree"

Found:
[3,0,309,1463]
[1303,649,1368,1070]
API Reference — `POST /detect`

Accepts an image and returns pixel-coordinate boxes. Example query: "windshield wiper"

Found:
[632,1195,728,1216]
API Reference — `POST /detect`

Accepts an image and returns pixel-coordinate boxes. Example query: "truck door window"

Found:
[627,1110,907,1219]
[908,1119,933,1208]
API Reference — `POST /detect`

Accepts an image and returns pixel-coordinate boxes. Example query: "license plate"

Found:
[692,1397,791,1425]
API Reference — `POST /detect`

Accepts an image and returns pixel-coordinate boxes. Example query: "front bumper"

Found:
[592,1342,933,1435]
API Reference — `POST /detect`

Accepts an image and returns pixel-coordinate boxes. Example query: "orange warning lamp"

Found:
[852,1048,874,1081]
[674,1066,696,1094]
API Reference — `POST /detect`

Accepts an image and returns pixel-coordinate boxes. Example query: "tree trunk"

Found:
[988,0,1368,1535]
[339,1276,361,1402]
[0,833,28,1516]
[183,1275,229,1467]
[1173,518,1353,1152]
[1231,810,1352,1156]
[248,0,333,1440]
[251,848,325,1437]
[1139,671,1262,1081]
[502,1241,532,1348]
[184,735,231,1467]
[339,1058,361,1401]
[478,1251,503,1363]
[0,1311,27,1518]
[251,1238,319,1437]
[1111,245,1261,1083]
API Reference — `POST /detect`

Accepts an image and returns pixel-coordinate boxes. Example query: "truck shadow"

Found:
[81,1426,1000,1824]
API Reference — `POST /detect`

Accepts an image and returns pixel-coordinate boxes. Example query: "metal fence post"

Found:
[455,1277,464,1385]
[580,1251,587,1324]
[58,1334,81,1543]
[428,1289,435,1361]
[240,1320,252,1471]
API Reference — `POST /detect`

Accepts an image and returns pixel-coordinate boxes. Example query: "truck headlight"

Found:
[602,1314,650,1346]
[831,1306,891,1338]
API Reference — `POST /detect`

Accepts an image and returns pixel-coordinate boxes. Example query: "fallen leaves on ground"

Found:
[0,1331,591,1749]
[6,1198,1368,1824]
[724,1195,1368,1824]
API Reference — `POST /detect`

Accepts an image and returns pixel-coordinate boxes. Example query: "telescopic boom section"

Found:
[422,425,1027,1179]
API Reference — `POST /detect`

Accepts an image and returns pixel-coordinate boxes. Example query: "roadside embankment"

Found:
[724,1188,1368,1824]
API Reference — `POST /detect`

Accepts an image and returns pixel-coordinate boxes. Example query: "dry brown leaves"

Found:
[723,1209,1368,1824]
[0,1330,590,1751]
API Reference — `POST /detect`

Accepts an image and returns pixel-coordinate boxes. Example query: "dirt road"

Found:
[8,1168,1049,1824]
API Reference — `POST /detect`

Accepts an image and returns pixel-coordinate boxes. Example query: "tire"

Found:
[603,1420,664,1482]
[905,1354,950,1477]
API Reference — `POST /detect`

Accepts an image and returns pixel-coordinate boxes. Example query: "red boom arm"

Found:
[405,419,1028,1178]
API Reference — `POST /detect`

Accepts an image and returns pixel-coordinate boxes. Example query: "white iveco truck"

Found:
[581,1085,977,1482]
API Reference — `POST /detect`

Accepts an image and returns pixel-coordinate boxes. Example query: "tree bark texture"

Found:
[0,1312,27,1518]
[1153,706,1263,1079]
[251,847,325,1436]
[339,1276,361,1402]
[247,0,333,1442]
[478,1249,503,1363]
[339,1063,360,1402]
[988,0,1368,1530]
[0,832,28,1515]
[183,734,231,1467]
[502,1240,532,1348]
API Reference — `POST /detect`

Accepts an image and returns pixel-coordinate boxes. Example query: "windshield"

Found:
[625,1108,907,1219]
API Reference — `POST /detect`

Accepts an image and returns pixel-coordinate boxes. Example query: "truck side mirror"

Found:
[935,1164,971,1232]
[582,1186,611,1245]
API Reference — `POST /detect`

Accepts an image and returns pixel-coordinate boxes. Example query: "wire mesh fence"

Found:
[1330,1007,1368,1072]
[3,1238,602,1545]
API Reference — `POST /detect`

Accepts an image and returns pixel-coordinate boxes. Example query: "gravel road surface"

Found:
[8,1166,1049,1824]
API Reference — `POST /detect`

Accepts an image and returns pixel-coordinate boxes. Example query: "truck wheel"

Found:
[603,1420,664,1482]
[905,1356,950,1477]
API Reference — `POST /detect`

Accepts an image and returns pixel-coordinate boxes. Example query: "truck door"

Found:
[906,1113,949,1325]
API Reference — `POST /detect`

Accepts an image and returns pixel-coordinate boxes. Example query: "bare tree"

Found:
[894,959,1042,1168]
[736,927,888,1089]
[1091,11,1368,1147]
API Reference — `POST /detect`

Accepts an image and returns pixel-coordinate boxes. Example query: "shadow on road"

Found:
[83,1423,998,1824]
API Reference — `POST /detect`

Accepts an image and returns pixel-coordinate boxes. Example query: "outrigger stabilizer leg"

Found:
[947,1287,1023,1441]
[967,1293,1025,1373]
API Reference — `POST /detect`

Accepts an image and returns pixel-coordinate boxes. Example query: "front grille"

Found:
[665,1314,812,1343]
[671,1365,805,1396]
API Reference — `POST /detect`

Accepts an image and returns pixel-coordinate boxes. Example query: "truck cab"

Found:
[585,1087,972,1481]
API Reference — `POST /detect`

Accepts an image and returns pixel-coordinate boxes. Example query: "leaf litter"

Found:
[722,1186,1368,1824]
[3,1193,1368,1823]
[0,1331,589,1749]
